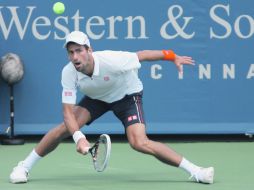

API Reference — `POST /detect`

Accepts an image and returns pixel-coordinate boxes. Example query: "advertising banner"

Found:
[0,0,253,134]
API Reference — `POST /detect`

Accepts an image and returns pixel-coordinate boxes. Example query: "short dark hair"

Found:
[83,44,89,50]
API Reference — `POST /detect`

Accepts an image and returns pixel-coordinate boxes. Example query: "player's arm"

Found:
[63,103,91,155]
[63,103,79,134]
[136,50,195,73]
[61,66,90,154]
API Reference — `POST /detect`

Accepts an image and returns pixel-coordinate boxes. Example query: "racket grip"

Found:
[84,147,90,153]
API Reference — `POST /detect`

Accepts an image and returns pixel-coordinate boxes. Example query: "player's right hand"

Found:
[76,138,91,155]
[173,55,195,74]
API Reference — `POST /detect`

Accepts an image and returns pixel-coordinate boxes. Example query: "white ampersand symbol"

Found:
[160,5,195,39]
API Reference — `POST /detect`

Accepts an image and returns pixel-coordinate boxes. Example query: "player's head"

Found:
[65,31,93,73]
[64,31,90,49]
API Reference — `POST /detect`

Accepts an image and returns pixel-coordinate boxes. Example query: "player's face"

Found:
[67,43,92,73]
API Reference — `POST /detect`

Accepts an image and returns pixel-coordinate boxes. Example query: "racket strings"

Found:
[90,134,111,172]
[95,141,107,169]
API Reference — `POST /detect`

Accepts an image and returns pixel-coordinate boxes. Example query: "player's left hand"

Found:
[173,55,195,74]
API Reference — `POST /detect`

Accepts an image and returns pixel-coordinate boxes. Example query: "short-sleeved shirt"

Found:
[61,50,143,104]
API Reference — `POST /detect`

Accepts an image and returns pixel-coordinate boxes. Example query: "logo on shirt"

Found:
[64,91,73,96]
[127,115,138,122]
[104,76,110,81]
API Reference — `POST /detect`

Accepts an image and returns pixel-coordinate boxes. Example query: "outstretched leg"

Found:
[126,123,214,184]
[126,123,182,166]
[9,106,91,183]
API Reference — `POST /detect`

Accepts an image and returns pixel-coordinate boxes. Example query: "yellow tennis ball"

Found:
[53,2,65,15]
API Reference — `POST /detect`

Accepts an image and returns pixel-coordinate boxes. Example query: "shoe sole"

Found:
[10,178,28,184]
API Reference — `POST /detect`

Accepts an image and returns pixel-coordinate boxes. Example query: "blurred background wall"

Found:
[0,0,254,135]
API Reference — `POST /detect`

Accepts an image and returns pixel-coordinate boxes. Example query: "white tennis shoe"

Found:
[9,161,29,183]
[190,167,214,184]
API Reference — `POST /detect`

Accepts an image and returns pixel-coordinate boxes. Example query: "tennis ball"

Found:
[53,2,65,15]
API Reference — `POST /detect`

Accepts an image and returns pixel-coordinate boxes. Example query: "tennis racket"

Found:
[89,134,111,172]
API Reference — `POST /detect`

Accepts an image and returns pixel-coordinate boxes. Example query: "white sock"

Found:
[22,149,42,171]
[179,157,200,175]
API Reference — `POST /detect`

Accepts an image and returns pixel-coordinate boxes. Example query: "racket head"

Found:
[90,134,111,172]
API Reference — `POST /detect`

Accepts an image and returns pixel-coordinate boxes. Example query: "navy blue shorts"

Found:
[77,91,145,128]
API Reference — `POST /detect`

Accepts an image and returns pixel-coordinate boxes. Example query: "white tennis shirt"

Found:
[61,50,143,104]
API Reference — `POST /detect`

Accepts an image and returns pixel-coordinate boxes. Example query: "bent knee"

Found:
[129,138,150,152]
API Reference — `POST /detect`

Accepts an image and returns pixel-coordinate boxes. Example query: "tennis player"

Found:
[10,31,214,184]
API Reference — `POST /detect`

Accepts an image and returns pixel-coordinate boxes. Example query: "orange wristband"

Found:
[162,50,176,61]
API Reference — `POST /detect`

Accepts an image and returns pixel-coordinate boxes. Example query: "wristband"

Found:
[162,50,176,61]
[73,131,86,144]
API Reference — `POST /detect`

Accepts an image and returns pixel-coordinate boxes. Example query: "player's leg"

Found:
[9,106,91,184]
[112,92,182,166]
[112,92,214,184]
[35,106,91,157]
[126,123,214,184]
[10,95,110,184]
[126,123,182,166]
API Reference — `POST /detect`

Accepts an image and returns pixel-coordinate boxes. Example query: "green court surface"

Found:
[0,140,253,190]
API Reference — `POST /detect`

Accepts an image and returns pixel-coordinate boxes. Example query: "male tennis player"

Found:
[10,31,214,184]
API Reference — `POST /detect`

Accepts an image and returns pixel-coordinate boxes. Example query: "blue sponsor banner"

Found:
[0,0,254,134]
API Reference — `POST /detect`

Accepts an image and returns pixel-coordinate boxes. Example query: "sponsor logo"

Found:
[104,76,110,81]
[127,115,138,122]
[64,91,72,96]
